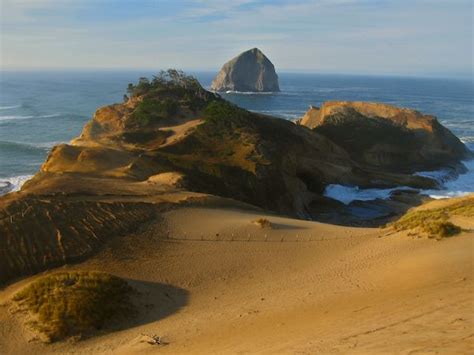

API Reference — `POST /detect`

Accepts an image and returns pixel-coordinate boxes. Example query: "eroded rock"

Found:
[298,101,471,172]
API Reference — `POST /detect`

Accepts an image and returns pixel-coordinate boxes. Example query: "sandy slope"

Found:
[0,202,472,354]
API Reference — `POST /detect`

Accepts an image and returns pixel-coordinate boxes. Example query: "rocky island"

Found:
[211,48,280,92]
[0,71,473,354]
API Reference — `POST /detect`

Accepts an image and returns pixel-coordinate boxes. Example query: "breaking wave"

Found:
[323,185,416,205]
[325,143,474,204]
[0,113,60,122]
[0,105,21,110]
[0,175,34,195]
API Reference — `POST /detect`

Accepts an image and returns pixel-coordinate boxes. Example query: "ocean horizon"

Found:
[1,70,473,200]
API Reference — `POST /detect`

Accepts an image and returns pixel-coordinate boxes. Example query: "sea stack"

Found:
[211,48,280,92]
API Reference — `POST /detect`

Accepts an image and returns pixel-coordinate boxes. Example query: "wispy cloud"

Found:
[0,0,472,76]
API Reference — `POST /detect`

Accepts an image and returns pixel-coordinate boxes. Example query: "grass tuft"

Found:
[388,198,473,239]
[253,218,272,229]
[13,271,135,342]
[425,221,461,238]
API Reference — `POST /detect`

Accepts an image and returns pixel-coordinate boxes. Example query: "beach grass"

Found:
[13,271,135,342]
[388,198,473,239]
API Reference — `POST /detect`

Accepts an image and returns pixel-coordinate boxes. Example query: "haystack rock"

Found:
[298,101,471,172]
[211,48,280,92]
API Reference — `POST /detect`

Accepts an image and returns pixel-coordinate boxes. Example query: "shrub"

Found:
[131,98,163,126]
[127,69,209,100]
[127,77,152,97]
[161,98,178,117]
[13,271,135,342]
[204,100,250,123]
[126,69,219,125]
[425,221,461,238]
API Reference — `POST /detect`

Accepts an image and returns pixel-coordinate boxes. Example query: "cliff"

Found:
[298,101,470,173]
[211,48,280,92]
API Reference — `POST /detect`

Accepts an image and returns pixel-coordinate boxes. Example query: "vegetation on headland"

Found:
[388,198,473,239]
[124,70,266,174]
[130,97,178,126]
[13,271,135,342]
[126,69,203,98]
[203,99,252,123]
[123,82,281,205]
[126,69,218,126]
[159,99,268,176]
[128,73,266,175]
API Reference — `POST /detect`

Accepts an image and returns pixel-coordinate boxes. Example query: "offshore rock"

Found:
[211,48,280,92]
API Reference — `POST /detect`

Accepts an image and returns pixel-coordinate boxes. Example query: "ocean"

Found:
[1,71,473,201]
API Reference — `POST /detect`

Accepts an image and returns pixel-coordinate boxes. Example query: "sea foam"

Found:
[323,184,415,205]
[0,175,34,195]
[0,105,21,110]
[0,113,60,122]
[0,115,34,121]
[419,158,474,200]
[324,143,474,204]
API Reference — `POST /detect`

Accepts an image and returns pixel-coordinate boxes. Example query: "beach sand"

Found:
[0,198,472,354]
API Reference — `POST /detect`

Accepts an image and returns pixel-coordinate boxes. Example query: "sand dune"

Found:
[0,199,472,354]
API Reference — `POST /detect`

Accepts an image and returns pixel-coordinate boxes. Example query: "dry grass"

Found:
[13,271,135,342]
[388,198,473,239]
[253,218,272,229]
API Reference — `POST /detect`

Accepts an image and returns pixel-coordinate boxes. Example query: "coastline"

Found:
[0,72,473,353]
[3,143,473,221]
[1,0,472,352]
[2,72,473,205]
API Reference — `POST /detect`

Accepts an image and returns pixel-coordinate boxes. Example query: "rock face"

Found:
[211,48,280,92]
[298,101,470,173]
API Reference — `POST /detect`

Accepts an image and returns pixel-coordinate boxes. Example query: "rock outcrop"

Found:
[298,101,471,173]
[211,48,280,92]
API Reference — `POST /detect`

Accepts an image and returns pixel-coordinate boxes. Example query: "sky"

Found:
[0,0,472,76]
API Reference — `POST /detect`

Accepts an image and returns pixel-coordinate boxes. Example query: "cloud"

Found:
[181,0,258,17]
[0,0,472,75]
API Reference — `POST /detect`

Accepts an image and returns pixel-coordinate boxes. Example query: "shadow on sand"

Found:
[96,278,189,339]
[270,222,309,230]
